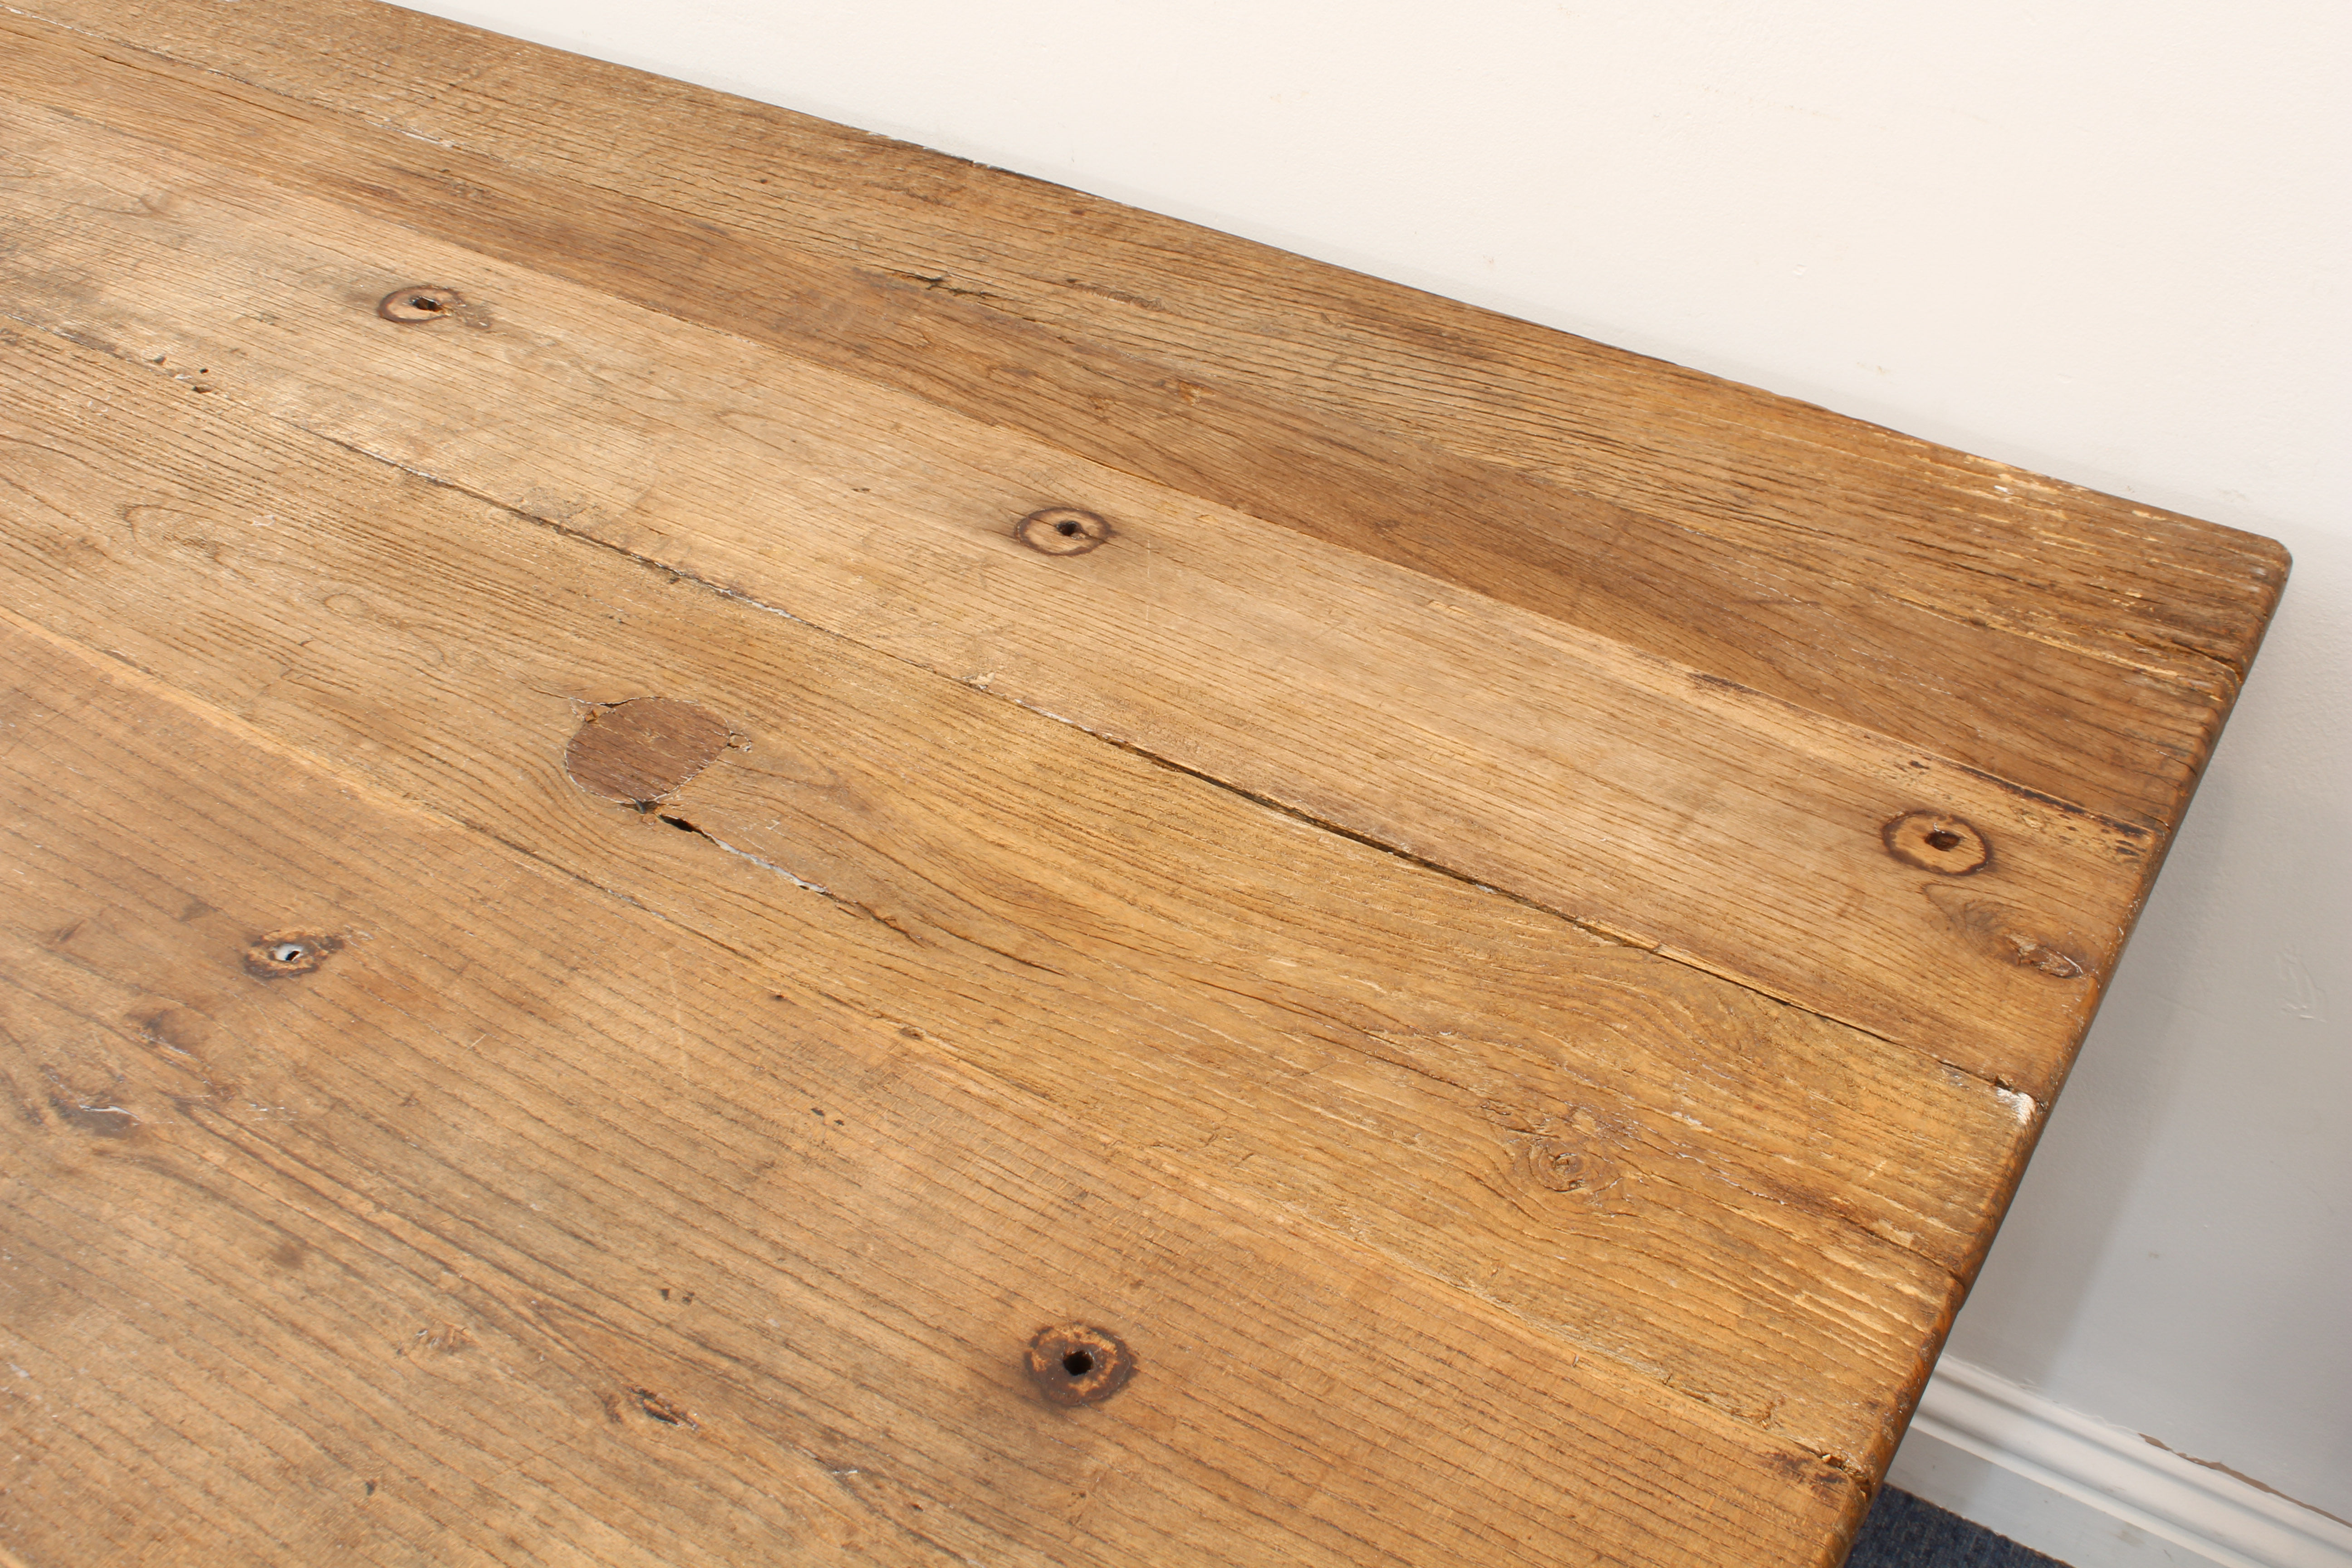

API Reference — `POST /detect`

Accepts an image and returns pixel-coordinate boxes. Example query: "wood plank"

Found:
[0,11,2290,1561]
[0,76,2160,1089]
[0,319,2030,1468]
[0,613,1871,1568]
[0,5,2287,834]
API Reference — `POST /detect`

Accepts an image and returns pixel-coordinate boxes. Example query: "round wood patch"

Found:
[565,698,731,806]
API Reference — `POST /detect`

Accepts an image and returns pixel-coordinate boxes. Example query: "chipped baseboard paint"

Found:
[1889,1358,2352,1568]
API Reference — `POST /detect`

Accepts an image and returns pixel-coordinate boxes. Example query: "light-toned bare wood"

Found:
[0,81,2157,1090]
[0,614,1870,1568]
[0,321,2027,1468]
[0,2,2287,832]
[0,4,2293,1563]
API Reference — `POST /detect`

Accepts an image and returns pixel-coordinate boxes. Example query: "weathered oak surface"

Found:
[1,615,1870,1568]
[0,76,2162,1087]
[0,4,2287,1566]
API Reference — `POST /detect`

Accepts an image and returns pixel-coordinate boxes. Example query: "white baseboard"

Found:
[1886,1358,2352,1568]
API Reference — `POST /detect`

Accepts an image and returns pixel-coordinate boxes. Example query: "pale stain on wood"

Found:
[0,4,2287,1565]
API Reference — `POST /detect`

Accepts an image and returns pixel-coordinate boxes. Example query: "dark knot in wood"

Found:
[1016,507,1112,556]
[1882,810,1989,875]
[243,929,342,979]
[1026,1323,1134,1406]
[377,285,465,323]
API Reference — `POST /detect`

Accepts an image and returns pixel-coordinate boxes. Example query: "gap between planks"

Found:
[249,356,2046,1116]
[0,150,2154,1091]
[0,331,2023,1476]
[0,9,2268,855]
[0,594,1898,1507]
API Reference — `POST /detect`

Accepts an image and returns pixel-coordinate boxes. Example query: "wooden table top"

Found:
[0,5,2287,1564]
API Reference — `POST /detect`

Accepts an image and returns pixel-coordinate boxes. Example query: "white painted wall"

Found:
[399,0,2351,1538]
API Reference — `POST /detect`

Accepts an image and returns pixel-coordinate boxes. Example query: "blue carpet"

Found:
[1846,1487,2070,1567]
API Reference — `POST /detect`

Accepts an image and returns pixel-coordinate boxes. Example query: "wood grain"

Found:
[0,615,1870,1568]
[0,7,2287,834]
[0,3,2291,1562]
[0,80,2162,1089]
[0,320,2028,1468]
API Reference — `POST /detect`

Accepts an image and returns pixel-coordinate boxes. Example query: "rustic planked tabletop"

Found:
[0,4,2288,1564]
